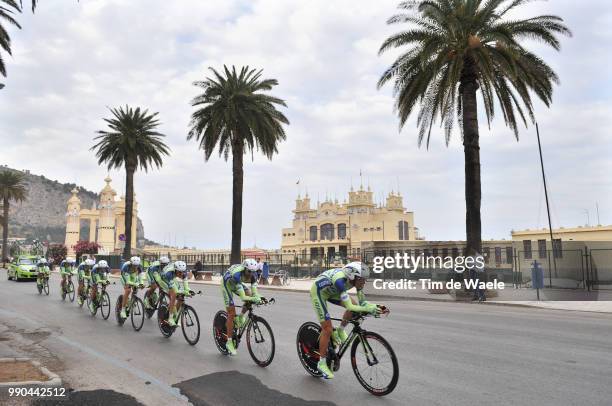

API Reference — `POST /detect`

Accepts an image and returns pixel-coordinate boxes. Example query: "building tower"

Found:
[64,189,81,256]
[97,177,117,254]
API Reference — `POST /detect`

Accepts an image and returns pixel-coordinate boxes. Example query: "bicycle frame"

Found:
[232,298,275,341]
[326,316,379,366]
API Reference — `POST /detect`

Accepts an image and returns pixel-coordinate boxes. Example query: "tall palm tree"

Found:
[378,0,570,255]
[91,105,170,259]
[0,170,27,265]
[188,66,289,264]
[0,1,37,83]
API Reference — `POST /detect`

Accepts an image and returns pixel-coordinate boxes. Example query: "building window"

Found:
[495,247,502,263]
[523,240,532,259]
[538,239,547,259]
[432,248,438,257]
[398,221,409,240]
[553,239,563,258]
[309,226,317,242]
[321,223,334,241]
[483,247,490,263]
[442,248,449,258]
[338,223,347,239]
[506,247,513,264]
[452,247,459,258]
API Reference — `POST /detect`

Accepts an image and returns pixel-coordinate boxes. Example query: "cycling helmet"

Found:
[174,261,187,272]
[343,262,369,280]
[242,258,258,272]
[37,258,48,266]
[66,258,76,264]
[159,256,170,265]
[85,258,95,267]
[130,256,141,266]
[97,260,109,269]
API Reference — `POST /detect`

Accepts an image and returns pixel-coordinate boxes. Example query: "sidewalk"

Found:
[30,269,612,314]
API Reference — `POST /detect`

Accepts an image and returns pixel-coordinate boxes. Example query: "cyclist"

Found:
[59,257,76,292]
[119,256,144,319]
[310,261,382,379]
[88,260,110,313]
[36,258,50,290]
[221,258,262,356]
[155,260,192,327]
[144,256,170,310]
[77,258,95,305]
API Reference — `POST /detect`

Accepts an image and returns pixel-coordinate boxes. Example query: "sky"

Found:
[1,0,611,249]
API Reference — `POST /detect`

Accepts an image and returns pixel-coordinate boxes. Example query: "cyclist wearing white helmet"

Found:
[88,259,110,313]
[157,260,192,327]
[310,261,382,379]
[144,256,171,310]
[59,257,76,292]
[77,258,96,306]
[119,256,144,319]
[36,258,50,290]
[221,258,263,356]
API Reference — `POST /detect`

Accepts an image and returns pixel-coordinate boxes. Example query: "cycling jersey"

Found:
[77,263,92,283]
[91,264,109,285]
[147,261,163,285]
[155,263,190,294]
[120,261,144,287]
[221,264,259,307]
[59,261,75,276]
[310,268,369,322]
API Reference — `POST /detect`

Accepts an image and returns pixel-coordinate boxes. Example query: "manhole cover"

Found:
[0,360,50,383]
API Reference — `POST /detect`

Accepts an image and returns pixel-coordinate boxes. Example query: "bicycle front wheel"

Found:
[87,295,97,316]
[350,331,399,396]
[68,281,75,302]
[131,297,145,332]
[181,305,200,345]
[246,316,275,367]
[43,279,49,295]
[100,291,111,320]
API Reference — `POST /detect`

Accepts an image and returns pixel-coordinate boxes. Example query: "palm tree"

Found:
[0,170,27,265]
[188,66,289,264]
[378,0,570,255]
[91,105,170,259]
[0,1,37,83]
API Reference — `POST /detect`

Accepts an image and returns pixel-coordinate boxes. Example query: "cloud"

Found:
[0,0,610,248]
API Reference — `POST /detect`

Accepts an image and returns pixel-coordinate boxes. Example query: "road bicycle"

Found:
[86,279,111,320]
[36,272,49,296]
[143,288,168,319]
[157,290,201,345]
[115,284,145,331]
[77,279,90,308]
[296,306,399,396]
[60,273,75,302]
[213,298,276,367]
[278,269,291,286]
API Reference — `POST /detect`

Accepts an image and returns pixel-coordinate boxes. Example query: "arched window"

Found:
[337,223,347,239]
[321,223,334,240]
[309,226,318,241]
[398,221,409,240]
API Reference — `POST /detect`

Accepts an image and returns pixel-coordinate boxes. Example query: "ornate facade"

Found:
[65,177,138,256]
[281,185,417,259]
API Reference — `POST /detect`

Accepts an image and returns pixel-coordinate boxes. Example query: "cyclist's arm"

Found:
[236,286,258,302]
[339,291,373,313]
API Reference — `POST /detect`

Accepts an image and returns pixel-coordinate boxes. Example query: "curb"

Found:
[0,357,62,387]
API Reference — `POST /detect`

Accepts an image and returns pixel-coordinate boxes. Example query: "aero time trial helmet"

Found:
[343,262,369,280]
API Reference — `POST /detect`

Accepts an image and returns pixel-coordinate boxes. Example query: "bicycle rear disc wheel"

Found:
[100,291,111,320]
[157,304,174,337]
[247,316,275,367]
[350,331,399,396]
[68,281,75,302]
[37,282,42,294]
[87,295,97,316]
[131,297,145,331]
[61,283,66,301]
[115,295,126,326]
[212,310,229,355]
[296,322,323,377]
[144,291,156,319]
[181,305,200,345]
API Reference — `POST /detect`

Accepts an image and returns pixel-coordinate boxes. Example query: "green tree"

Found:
[378,0,570,255]
[188,66,289,264]
[0,170,27,264]
[0,1,38,85]
[91,106,170,259]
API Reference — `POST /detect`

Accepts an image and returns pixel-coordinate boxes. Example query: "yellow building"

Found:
[511,224,612,242]
[281,185,417,259]
[65,177,138,256]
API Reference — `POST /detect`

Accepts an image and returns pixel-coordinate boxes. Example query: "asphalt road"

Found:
[1,272,611,406]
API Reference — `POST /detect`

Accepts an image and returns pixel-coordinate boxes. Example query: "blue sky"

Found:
[1,0,610,249]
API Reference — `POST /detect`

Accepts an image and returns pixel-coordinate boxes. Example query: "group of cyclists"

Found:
[33,255,384,380]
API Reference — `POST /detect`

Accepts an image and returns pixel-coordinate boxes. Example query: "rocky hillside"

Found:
[1,166,145,245]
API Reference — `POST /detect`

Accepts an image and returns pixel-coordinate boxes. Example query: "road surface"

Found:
[1,272,611,406]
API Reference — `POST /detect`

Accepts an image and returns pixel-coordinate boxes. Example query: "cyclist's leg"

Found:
[120,273,132,310]
[311,285,333,358]
[222,281,236,336]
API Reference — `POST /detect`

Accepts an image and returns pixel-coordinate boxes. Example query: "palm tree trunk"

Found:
[2,198,8,265]
[230,139,244,264]
[460,56,482,257]
[123,166,136,259]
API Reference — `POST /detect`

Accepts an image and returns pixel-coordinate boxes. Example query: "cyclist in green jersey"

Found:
[88,260,110,313]
[59,257,76,292]
[119,256,145,319]
[155,260,192,326]
[221,258,262,355]
[35,258,50,289]
[77,258,95,305]
[144,256,170,310]
[310,261,382,379]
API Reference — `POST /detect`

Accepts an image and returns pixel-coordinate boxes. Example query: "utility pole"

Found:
[536,123,557,278]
